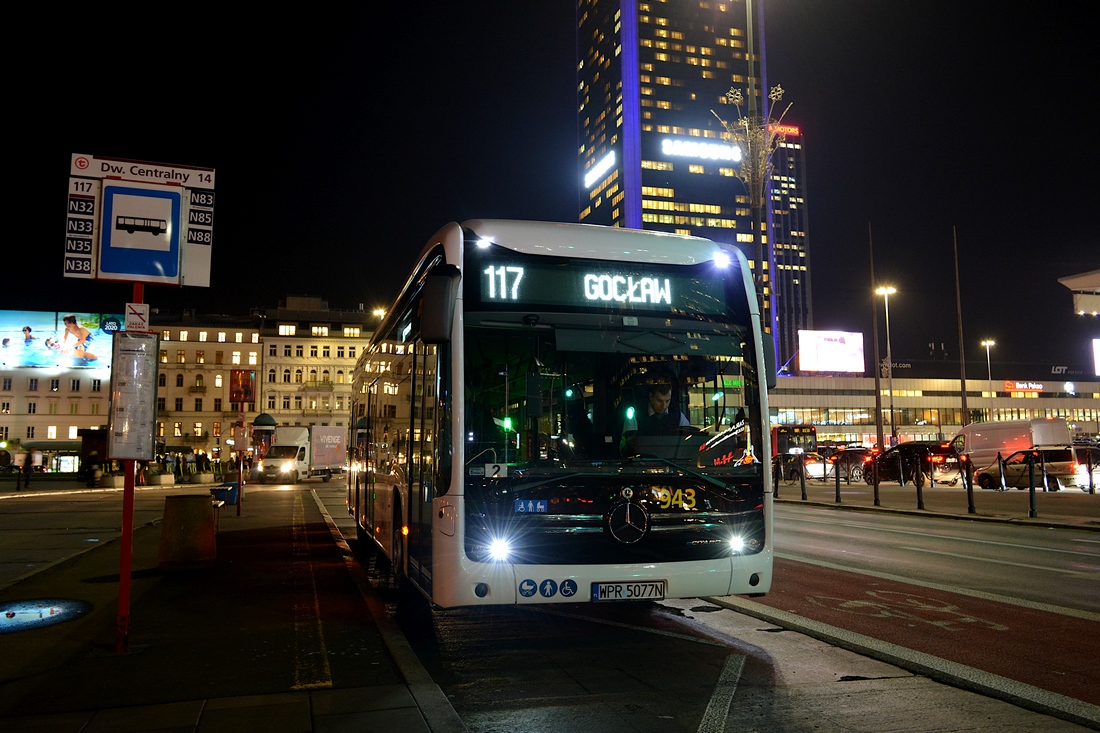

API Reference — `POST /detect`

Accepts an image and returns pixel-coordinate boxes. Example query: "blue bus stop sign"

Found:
[98,182,183,284]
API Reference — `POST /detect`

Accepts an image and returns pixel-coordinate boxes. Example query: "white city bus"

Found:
[347,220,775,608]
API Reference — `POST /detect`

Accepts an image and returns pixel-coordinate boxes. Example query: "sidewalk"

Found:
[0,483,467,733]
[773,474,1100,529]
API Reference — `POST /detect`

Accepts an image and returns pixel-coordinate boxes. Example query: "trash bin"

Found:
[211,482,239,505]
[158,495,216,569]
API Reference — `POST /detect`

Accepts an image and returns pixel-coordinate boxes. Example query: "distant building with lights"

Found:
[576,0,812,367]
[252,296,374,431]
[769,125,812,370]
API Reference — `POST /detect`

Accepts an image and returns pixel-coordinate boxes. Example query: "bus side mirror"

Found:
[762,332,777,390]
[421,265,461,344]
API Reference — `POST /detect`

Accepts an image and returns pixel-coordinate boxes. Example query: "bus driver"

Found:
[620,383,691,454]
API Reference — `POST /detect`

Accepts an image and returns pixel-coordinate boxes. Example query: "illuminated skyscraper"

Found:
[769,124,812,370]
[576,0,812,368]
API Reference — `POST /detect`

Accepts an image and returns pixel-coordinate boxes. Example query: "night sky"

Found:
[14,2,1097,375]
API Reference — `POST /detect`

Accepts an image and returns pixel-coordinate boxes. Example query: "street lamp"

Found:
[876,287,897,443]
[981,339,995,421]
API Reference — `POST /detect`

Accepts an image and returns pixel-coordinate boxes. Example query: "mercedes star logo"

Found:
[607,501,649,544]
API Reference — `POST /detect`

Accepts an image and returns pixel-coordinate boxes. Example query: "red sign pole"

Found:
[116,282,143,654]
[116,458,136,653]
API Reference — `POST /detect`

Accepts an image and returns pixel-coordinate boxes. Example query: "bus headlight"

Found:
[488,538,512,561]
[729,536,762,554]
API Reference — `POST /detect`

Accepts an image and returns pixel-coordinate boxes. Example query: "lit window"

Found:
[231,351,241,365]
[279,324,296,336]
[199,331,208,342]
[179,330,188,342]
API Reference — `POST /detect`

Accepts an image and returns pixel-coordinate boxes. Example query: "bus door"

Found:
[406,340,437,594]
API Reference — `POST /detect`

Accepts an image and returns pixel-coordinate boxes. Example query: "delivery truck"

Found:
[951,417,1072,470]
[258,426,346,483]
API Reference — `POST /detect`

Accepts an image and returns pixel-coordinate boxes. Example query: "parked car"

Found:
[779,451,827,480]
[864,441,960,487]
[826,447,870,481]
[1073,446,1099,491]
[973,446,1078,491]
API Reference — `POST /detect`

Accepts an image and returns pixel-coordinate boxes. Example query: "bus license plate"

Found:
[591,581,666,602]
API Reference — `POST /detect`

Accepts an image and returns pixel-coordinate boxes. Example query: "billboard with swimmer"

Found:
[0,311,123,369]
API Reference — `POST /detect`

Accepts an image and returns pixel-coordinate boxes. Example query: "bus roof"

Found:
[462,219,744,267]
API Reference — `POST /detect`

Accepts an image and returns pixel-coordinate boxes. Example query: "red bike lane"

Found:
[750,557,1100,707]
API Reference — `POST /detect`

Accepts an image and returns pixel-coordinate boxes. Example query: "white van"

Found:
[951,417,1072,469]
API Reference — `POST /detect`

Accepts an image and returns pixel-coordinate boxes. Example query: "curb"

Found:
[704,595,1100,730]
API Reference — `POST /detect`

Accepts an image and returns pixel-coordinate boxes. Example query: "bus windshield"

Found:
[462,317,764,480]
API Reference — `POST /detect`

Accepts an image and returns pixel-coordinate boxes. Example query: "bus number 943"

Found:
[652,487,696,510]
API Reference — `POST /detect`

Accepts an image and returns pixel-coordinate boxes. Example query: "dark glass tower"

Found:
[577,0,812,368]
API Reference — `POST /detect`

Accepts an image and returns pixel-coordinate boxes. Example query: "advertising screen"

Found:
[798,330,865,374]
[0,311,123,369]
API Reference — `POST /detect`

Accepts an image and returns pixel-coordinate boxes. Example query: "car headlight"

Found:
[281,462,295,472]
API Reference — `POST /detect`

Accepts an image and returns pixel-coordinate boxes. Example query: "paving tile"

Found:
[313,707,431,733]
[83,700,204,733]
[310,685,416,715]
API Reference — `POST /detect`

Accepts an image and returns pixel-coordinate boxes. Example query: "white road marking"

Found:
[697,654,745,733]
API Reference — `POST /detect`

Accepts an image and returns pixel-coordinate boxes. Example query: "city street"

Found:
[1,481,1097,731]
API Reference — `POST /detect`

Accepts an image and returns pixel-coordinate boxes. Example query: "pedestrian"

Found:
[87,451,101,488]
[22,459,32,487]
